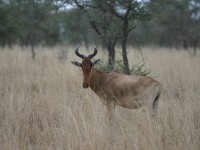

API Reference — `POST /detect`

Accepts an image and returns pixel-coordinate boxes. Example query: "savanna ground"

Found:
[0,46,199,150]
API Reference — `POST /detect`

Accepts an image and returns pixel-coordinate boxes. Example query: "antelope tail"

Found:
[152,85,161,112]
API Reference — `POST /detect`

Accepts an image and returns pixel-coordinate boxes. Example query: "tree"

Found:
[73,0,120,67]
[7,0,58,59]
[72,0,150,73]
[0,0,19,47]
[188,0,200,55]
[57,8,91,48]
[150,0,200,52]
[105,0,150,73]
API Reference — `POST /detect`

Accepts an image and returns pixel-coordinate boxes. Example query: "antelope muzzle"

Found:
[83,82,89,89]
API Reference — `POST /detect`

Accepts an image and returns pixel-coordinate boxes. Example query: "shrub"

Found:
[96,60,150,76]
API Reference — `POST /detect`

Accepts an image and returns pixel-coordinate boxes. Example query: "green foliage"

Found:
[0,0,199,51]
[143,0,200,49]
[59,9,90,45]
[0,0,61,47]
[129,62,150,76]
[0,1,20,46]
[97,60,150,76]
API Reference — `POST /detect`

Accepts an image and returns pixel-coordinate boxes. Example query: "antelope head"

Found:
[71,45,100,89]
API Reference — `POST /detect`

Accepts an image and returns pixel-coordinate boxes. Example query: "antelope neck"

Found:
[89,68,105,92]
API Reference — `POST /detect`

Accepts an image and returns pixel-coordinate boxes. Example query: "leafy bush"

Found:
[96,60,150,76]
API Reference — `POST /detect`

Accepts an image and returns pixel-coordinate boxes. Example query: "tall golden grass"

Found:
[0,46,199,150]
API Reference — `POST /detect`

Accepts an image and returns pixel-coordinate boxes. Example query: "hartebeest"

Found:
[71,46,161,121]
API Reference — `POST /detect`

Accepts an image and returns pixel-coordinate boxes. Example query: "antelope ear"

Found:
[71,61,82,67]
[92,59,100,66]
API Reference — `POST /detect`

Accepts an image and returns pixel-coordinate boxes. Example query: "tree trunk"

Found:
[106,40,116,68]
[82,30,89,50]
[122,38,129,74]
[29,31,36,60]
[122,19,130,74]
[31,44,36,60]
[182,38,188,50]
[193,38,198,56]
[179,24,188,50]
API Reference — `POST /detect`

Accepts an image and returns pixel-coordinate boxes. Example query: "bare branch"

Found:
[90,21,102,36]
[74,0,102,37]
[125,5,132,18]
[105,2,124,20]
[128,26,136,33]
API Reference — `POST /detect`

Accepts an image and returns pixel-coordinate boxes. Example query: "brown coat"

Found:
[71,47,161,121]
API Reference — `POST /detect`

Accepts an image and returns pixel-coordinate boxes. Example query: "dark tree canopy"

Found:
[72,0,150,73]
[0,0,199,57]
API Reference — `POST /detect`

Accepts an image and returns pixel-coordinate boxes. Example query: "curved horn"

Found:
[75,44,85,59]
[88,45,97,59]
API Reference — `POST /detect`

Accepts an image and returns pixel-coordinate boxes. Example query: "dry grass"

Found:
[0,46,200,150]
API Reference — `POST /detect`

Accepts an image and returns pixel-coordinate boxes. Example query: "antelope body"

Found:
[71,46,161,121]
